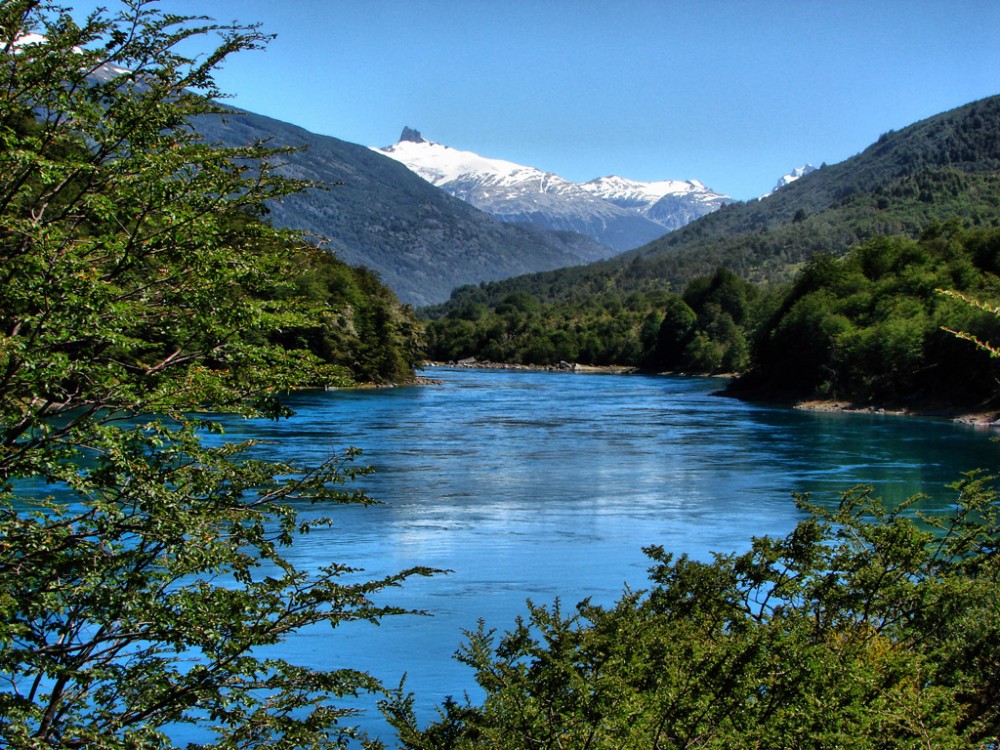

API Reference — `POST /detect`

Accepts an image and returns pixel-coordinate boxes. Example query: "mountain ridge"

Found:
[189,110,614,306]
[376,129,732,251]
[423,93,1000,313]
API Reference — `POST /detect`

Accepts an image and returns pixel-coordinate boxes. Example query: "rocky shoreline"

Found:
[426,357,638,375]
[791,399,1000,426]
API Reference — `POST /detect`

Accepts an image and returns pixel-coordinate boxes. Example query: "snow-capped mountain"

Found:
[762,164,817,198]
[375,128,731,252]
[581,175,731,232]
[14,33,131,81]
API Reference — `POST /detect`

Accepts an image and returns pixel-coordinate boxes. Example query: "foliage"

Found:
[384,476,1000,749]
[424,269,767,374]
[271,247,424,385]
[738,224,1000,407]
[424,288,662,368]
[938,288,1000,358]
[427,223,1000,409]
[0,3,430,748]
[644,268,765,373]
[425,95,1000,381]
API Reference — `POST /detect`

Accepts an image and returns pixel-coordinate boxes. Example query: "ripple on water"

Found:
[196,368,999,743]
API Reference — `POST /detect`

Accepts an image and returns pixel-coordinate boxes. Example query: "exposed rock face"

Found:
[399,126,425,144]
[191,109,612,307]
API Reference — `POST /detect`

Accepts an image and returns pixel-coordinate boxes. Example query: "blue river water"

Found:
[210,367,998,742]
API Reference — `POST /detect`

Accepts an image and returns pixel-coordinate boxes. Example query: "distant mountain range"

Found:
[424,94,1000,311]
[376,128,732,252]
[52,32,614,308]
[190,112,615,307]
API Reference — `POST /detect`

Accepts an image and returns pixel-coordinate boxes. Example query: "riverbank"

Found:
[791,399,1000,426]
[427,361,1000,425]
[425,358,638,375]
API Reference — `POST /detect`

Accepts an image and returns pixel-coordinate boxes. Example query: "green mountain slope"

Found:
[192,108,612,307]
[425,94,1000,311]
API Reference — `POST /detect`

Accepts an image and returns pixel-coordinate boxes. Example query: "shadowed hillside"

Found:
[192,108,612,307]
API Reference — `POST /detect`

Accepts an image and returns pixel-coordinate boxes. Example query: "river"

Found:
[214,366,997,742]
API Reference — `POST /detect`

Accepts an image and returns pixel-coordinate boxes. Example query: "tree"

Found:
[738,230,1000,406]
[0,3,431,747]
[647,295,697,371]
[938,289,1000,357]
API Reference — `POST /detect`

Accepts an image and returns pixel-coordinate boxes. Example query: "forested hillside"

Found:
[5,5,999,750]
[733,224,1000,408]
[425,94,1000,308]
[426,224,1000,410]
[424,95,1000,410]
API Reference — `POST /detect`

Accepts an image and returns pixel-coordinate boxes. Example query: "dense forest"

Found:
[735,224,1000,407]
[266,246,422,385]
[426,224,1000,410]
[423,94,1000,308]
[424,94,1000,411]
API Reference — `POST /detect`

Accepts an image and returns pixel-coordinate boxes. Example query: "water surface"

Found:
[217,367,998,739]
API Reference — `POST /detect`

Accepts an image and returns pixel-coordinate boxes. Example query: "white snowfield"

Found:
[375,130,732,251]
[378,136,717,204]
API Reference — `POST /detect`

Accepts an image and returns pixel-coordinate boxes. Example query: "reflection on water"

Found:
[210,368,998,740]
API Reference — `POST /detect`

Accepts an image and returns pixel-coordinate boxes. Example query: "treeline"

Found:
[425,223,1000,410]
[419,94,1000,311]
[425,268,771,373]
[737,222,1000,406]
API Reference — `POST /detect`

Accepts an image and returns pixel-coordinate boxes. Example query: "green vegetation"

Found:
[424,96,1000,406]
[190,108,611,308]
[737,223,1000,407]
[427,225,1000,411]
[426,94,1000,316]
[0,3,429,747]
[385,478,1000,749]
[270,248,422,385]
[426,268,770,373]
[4,3,999,749]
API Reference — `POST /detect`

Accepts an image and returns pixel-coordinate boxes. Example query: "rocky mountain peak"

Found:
[399,126,425,144]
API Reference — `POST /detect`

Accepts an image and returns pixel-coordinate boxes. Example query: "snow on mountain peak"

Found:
[374,129,732,251]
[12,33,131,81]
[762,164,817,198]
[582,175,712,205]
[377,132,552,188]
[12,32,48,47]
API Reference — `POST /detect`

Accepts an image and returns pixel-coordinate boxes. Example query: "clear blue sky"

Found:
[70,1,1000,200]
